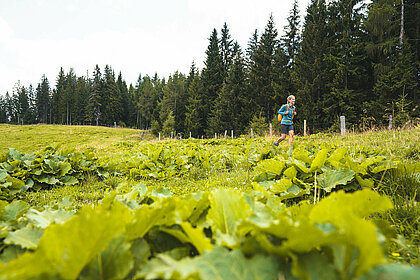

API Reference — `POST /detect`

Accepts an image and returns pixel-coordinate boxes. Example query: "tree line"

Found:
[0,0,418,136]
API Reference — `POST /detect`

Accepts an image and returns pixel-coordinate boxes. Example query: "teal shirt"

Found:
[278,103,295,125]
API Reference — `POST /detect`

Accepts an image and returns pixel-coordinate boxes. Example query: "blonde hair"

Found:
[287,95,295,101]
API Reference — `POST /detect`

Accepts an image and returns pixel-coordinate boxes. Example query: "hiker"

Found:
[273,95,296,146]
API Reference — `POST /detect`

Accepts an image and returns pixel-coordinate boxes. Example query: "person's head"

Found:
[287,95,295,105]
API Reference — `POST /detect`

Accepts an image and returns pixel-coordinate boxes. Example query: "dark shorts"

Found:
[281,124,294,134]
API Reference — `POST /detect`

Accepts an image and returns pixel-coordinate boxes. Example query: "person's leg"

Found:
[274,124,288,145]
[275,134,287,144]
[288,129,294,145]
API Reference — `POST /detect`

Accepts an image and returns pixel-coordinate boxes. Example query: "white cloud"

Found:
[0,0,311,95]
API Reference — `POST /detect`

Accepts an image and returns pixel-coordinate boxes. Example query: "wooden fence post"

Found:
[269,123,273,137]
[388,115,393,130]
[231,130,234,139]
[251,128,254,138]
[304,120,307,137]
[340,116,346,136]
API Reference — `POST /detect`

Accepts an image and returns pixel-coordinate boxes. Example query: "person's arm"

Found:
[278,105,287,115]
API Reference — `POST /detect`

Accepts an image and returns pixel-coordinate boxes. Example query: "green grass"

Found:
[0,124,147,155]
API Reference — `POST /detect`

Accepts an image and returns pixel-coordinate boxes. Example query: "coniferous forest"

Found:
[0,0,418,136]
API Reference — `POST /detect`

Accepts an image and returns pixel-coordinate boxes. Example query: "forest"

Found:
[0,0,418,136]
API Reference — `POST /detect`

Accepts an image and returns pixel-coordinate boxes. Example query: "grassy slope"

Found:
[0,124,145,155]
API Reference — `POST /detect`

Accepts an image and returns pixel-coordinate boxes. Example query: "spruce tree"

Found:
[248,15,278,122]
[201,29,224,133]
[295,0,331,131]
[220,23,234,81]
[86,65,102,126]
[102,65,121,125]
[52,68,66,124]
[323,0,370,126]
[185,64,205,137]
[36,75,51,124]
[159,72,187,133]
[209,43,250,134]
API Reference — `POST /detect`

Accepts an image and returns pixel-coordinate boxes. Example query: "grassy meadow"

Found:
[0,124,419,279]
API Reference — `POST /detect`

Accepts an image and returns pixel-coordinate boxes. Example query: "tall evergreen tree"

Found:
[248,15,278,122]
[117,72,130,126]
[102,65,121,125]
[0,96,6,123]
[185,63,205,137]
[16,85,31,124]
[295,0,331,130]
[201,29,224,132]
[209,43,250,134]
[282,0,301,68]
[36,75,51,124]
[220,23,234,81]
[137,75,158,129]
[74,76,90,125]
[159,72,187,133]
[323,0,370,126]
[86,65,103,125]
[52,68,66,124]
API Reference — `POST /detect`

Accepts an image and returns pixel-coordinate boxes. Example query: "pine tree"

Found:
[201,28,224,132]
[209,43,250,134]
[185,64,205,137]
[220,23,234,81]
[17,85,31,124]
[27,84,37,123]
[63,68,77,125]
[52,68,66,124]
[117,72,130,127]
[36,75,51,124]
[102,65,121,125]
[74,76,90,125]
[323,0,370,126]
[86,65,102,125]
[248,14,278,122]
[282,0,301,68]
[295,0,331,130]
[159,72,187,133]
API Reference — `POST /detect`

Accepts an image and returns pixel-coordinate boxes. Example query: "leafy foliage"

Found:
[0,147,108,201]
[0,186,418,279]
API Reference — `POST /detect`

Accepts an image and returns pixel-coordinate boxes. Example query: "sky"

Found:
[0,0,311,95]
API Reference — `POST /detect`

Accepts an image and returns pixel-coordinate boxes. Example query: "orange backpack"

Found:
[277,104,290,122]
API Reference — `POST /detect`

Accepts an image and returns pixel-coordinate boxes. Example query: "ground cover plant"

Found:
[0,125,419,279]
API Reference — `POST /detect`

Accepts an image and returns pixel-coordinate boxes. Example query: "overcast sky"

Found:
[0,0,311,95]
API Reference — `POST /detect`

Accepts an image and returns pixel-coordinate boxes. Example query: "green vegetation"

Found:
[0,125,419,279]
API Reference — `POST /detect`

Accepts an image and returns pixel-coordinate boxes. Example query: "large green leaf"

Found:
[310,149,329,172]
[180,222,213,254]
[0,169,7,181]
[26,209,74,229]
[317,169,355,192]
[255,159,285,176]
[327,147,348,169]
[357,263,420,280]
[79,234,134,280]
[0,200,131,280]
[270,178,293,194]
[207,189,252,236]
[309,189,393,277]
[136,247,292,280]
[1,200,29,222]
[4,225,43,249]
